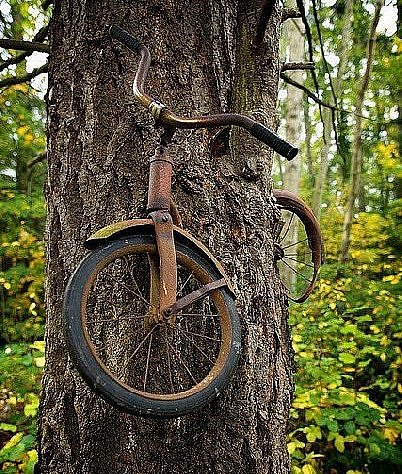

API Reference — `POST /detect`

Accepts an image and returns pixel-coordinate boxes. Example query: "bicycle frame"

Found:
[85,129,232,322]
[86,26,311,317]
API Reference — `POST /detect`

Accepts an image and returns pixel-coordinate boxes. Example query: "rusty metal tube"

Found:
[146,147,173,212]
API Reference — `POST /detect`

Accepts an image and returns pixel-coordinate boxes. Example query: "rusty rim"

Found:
[81,241,233,401]
[273,190,323,303]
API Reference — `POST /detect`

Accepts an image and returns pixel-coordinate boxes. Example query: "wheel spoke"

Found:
[143,332,153,391]
[176,313,219,319]
[179,329,220,342]
[95,333,132,353]
[177,327,214,364]
[178,272,194,296]
[127,324,159,364]
[128,261,153,307]
[284,255,314,268]
[282,237,308,250]
[281,258,313,283]
[167,340,197,384]
[164,326,175,393]
[119,280,152,309]
[86,314,148,324]
[279,212,295,243]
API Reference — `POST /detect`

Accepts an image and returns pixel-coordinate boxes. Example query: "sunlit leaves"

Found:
[288,197,401,472]
[0,190,45,342]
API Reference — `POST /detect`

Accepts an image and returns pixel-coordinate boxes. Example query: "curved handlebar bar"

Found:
[109,25,298,160]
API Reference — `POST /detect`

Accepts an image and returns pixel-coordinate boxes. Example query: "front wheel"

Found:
[63,232,241,417]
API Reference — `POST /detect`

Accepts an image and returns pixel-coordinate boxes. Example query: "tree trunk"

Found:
[311,106,332,218]
[282,15,305,288]
[283,17,304,193]
[311,0,353,219]
[339,0,383,262]
[37,1,293,473]
[304,99,313,183]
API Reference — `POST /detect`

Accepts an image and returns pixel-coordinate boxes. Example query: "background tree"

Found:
[37,1,294,473]
[280,6,305,289]
[339,0,383,262]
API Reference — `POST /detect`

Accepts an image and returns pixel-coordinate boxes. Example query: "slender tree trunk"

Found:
[282,15,305,288]
[311,107,332,218]
[283,18,304,193]
[396,0,402,201]
[304,99,313,182]
[10,4,29,193]
[37,1,293,473]
[339,0,383,262]
[311,0,353,218]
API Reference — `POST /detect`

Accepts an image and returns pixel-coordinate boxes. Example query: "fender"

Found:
[85,219,236,295]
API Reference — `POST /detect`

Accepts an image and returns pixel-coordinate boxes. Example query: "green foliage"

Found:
[288,206,402,473]
[0,0,48,193]
[0,342,43,473]
[0,190,45,343]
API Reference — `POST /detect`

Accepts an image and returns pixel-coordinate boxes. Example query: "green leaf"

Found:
[288,440,306,455]
[338,353,356,364]
[305,425,322,443]
[0,422,17,432]
[0,433,24,463]
[24,394,39,417]
[344,421,356,435]
[334,435,345,453]
[19,449,38,474]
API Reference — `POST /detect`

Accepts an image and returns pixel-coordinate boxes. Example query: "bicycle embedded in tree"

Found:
[63,26,323,418]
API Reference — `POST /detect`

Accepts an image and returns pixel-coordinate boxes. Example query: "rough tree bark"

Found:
[37,1,293,473]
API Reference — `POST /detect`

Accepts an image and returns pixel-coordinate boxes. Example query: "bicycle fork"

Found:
[146,141,177,323]
[146,138,228,325]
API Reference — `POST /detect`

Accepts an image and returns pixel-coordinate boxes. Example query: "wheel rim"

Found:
[274,207,320,302]
[80,242,233,401]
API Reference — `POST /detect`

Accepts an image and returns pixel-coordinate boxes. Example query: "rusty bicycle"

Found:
[63,26,322,418]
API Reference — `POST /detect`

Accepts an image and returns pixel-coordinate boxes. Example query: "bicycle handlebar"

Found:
[109,25,298,160]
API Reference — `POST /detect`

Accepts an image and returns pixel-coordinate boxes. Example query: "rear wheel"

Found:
[273,190,323,303]
[63,232,241,417]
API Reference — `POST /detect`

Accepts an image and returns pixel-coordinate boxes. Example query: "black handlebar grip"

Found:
[109,25,142,54]
[250,123,298,160]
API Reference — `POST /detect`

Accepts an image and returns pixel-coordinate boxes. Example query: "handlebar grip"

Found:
[250,123,298,160]
[109,25,142,54]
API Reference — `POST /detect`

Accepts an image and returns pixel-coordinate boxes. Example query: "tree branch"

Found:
[0,63,48,89]
[0,38,49,53]
[253,0,278,47]
[0,25,49,73]
[27,151,47,169]
[42,0,53,9]
[282,9,302,22]
[282,61,315,72]
[280,72,337,111]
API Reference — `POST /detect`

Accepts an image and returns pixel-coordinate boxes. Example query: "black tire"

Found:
[63,232,241,417]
